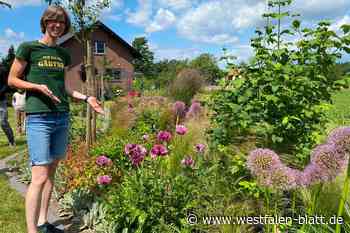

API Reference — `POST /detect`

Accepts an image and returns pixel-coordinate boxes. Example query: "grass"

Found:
[0,107,27,159]
[0,174,26,233]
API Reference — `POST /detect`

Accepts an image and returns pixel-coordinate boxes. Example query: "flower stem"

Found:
[336,161,350,233]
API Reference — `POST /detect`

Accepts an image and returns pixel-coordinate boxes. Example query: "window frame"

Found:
[94,40,106,55]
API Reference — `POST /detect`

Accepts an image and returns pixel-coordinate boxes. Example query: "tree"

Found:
[0,1,11,8]
[190,53,224,84]
[132,37,155,77]
[45,0,111,147]
[1,45,15,72]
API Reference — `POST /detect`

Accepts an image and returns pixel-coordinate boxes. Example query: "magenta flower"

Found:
[181,156,195,167]
[125,143,137,155]
[247,148,282,175]
[186,101,202,119]
[96,155,112,166]
[157,131,172,143]
[142,134,149,141]
[173,101,186,119]
[97,175,112,185]
[195,143,206,153]
[176,125,188,135]
[150,144,168,159]
[124,144,147,166]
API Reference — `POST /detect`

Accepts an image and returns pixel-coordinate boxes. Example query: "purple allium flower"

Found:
[124,144,147,166]
[327,127,350,154]
[157,131,172,143]
[263,166,297,190]
[186,101,202,119]
[173,101,186,119]
[310,144,346,181]
[150,144,168,159]
[96,155,112,166]
[246,148,282,175]
[195,143,206,153]
[181,156,195,167]
[125,143,137,155]
[176,125,188,135]
[97,175,112,185]
[301,164,329,186]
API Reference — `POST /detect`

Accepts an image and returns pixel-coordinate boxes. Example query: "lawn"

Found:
[0,107,27,159]
[0,174,26,233]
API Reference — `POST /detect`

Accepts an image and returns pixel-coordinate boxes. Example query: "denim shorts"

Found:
[26,112,70,166]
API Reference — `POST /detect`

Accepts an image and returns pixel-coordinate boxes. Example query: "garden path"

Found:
[0,152,66,232]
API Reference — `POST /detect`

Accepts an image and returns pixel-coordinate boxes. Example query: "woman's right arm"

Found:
[8,58,61,103]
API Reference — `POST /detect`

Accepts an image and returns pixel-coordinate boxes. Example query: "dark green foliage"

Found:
[209,0,350,160]
[1,45,15,72]
[190,53,225,84]
[169,68,205,105]
[132,37,155,77]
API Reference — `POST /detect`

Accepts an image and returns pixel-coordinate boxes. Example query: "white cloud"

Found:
[0,29,25,56]
[330,15,350,32]
[146,8,176,33]
[126,0,153,26]
[157,0,192,10]
[153,46,201,61]
[5,0,41,7]
[177,0,264,45]
[4,28,24,40]
[292,0,350,19]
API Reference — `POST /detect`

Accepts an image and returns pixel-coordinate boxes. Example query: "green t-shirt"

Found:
[16,41,71,113]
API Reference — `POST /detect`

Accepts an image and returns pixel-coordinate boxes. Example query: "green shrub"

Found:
[209,1,350,161]
[169,68,205,105]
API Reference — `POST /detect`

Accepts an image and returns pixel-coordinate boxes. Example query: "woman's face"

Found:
[45,19,66,38]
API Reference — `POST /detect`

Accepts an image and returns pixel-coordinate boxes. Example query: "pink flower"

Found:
[124,144,148,166]
[186,101,202,119]
[157,131,172,143]
[96,155,112,166]
[195,143,206,153]
[176,125,188,135]
[97,175,112,185]
[173,101,186,119]
[150,144,168,159]
[142,134,149,141]
[246,148,282,175]
[181,156,195,167]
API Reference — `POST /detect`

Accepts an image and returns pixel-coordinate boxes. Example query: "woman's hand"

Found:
[35,84,61,104]
[87,96,104,114]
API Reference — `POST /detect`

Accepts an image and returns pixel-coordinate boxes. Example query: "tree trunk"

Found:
[86,39,93,148]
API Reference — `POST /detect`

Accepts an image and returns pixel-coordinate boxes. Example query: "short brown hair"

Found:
[40,5,71,35]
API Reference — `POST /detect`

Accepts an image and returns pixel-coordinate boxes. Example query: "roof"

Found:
[57,21,141,58]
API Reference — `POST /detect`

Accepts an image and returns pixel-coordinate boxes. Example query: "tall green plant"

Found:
[210,0,350,160]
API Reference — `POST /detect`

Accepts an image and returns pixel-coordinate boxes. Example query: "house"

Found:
[58,21,141,95]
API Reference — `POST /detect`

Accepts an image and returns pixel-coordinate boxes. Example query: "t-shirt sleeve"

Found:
[15,42,31,61]
[63,49,71,67]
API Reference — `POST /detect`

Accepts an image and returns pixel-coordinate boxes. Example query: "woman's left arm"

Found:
[64,68,104,114]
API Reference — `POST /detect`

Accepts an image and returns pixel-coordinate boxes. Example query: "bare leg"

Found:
[37,160,60,226]
[26,165,50,233]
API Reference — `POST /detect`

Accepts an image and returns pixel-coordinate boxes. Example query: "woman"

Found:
[8,5,103,233]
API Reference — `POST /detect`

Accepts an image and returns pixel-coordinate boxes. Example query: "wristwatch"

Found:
[84,95,90,103]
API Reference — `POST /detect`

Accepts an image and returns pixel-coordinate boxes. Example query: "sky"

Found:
[0,0,350,65]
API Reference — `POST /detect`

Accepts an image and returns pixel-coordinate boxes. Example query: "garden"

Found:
[1,0,350,232]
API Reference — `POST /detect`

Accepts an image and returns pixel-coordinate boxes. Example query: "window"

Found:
[106,68,121,81]
[94,41,106,55]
